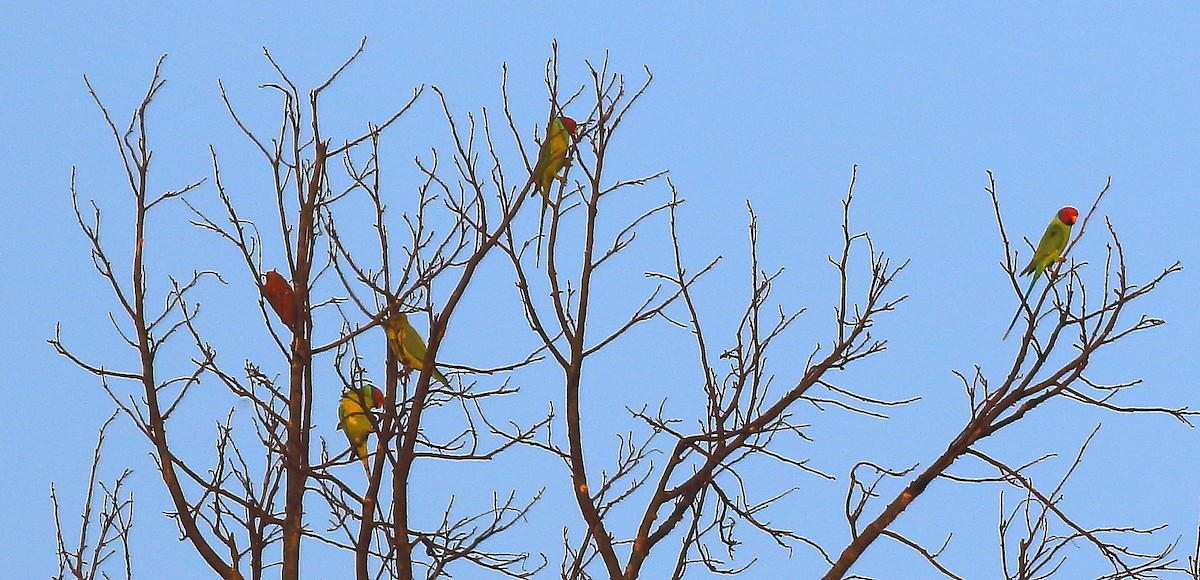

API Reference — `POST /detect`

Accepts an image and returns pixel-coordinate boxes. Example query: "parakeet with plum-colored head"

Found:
[1003,206,1079,340]
[531,115,578,259]
[532,116,578,200]
[338,383,385,473]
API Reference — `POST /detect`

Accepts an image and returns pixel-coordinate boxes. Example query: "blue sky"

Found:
[3,3,1199,578]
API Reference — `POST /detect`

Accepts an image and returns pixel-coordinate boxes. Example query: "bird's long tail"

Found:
[1002,274,1040,341]
[536,195,547,267]
[357,444,370,477]
[433,367,450,386]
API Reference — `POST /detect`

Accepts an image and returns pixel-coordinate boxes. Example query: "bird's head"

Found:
[1057,206,1079,226]
[559,116,579,136]
[364,384,385,408]
[386,308,409,332]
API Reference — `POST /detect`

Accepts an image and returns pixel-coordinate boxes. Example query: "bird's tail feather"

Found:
[1002,274,1041,341]
[536,196,547,267]
[358,445,370,476]
[433,368,450,386]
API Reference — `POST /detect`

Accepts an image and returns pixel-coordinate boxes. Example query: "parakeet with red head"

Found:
[532,116,579,200]
[531,115,578,259]
[261,270,297,330]
[337,383,385,473]
[1003,206,1079,340]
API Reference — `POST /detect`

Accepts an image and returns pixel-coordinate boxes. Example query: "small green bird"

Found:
[385,312,450,385]
[337,383,385,473]
[1003,206,1080,340]
[531,116,579,257]
[532,116,579,201]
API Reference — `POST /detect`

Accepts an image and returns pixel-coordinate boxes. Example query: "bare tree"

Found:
[54,41,548,580]
[54,41,1189,580]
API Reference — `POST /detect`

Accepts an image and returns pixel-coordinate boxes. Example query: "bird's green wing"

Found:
[1032,220,1070,266]
[337,394,350,430]
[400,320,449,385]
[1021,218,1070,276]
[401,321,428,363]
[533,117,570,196]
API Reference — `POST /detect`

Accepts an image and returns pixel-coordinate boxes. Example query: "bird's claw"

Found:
[1047,260,1066,280]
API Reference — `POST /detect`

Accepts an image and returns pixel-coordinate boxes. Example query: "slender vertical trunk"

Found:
[281,141,327,580]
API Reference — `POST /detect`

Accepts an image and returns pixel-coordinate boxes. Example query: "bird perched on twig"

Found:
[1003,206,1079,340]
[531,115,579,259]
[337,383,385,474]
[385,312,450,386]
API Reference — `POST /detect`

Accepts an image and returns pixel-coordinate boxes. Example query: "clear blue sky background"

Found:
[3,3,1198,578]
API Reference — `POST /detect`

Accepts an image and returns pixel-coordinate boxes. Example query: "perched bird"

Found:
[1002,206,1080,340]
[261,270,297,330]
[532,115,579,201]
[530,115,579,260]
[337,383,385,473]
[385,312,450,385]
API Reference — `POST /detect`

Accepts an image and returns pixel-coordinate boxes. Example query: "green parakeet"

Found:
[531,116,579,257]
[385,312,450,386]
[1002,206,1080,340]
[532,116,579,200]
[337,383,385,473]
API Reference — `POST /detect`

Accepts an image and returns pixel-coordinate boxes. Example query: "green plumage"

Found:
[1003,208,1078,340]
[530,116,578,262]
[532,117,574,199]
[338,384,381,473]
[385,312,450,386]
[1019,217,1072,293]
